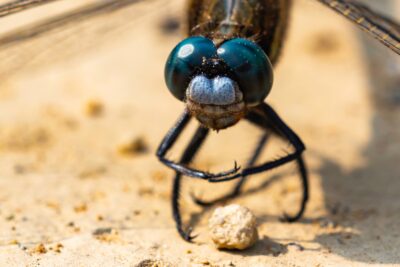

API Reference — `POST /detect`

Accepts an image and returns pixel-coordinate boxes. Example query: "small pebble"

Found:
[30,243,47,254]
[85,100,104,117]
[117,136,149,156]
[136,259,172,267]
[73,203,87,213]
[92,228,120,243]
[208,204,258,250]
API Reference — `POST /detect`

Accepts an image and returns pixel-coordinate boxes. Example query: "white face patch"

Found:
[187,75,241,105]
[213,77,236,104]
[178,44,194,58]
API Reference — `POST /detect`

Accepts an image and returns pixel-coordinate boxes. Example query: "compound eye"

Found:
[217,38,273,106]
[165,36,216,100]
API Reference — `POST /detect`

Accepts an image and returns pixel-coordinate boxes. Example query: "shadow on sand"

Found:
[315,0,400,263]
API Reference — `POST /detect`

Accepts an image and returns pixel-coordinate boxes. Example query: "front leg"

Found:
[191,133,270,207]
[208,103,305,182]
[208,103,309,222]
[172,126,209,242]
[157,109,240,179]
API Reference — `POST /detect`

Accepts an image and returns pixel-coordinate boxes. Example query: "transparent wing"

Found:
[0,0,148,48]
[0,0,59,18]
[0,0,168,78]
[316,0,400,55]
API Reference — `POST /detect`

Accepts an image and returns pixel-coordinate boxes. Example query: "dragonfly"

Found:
[1,0,399,242]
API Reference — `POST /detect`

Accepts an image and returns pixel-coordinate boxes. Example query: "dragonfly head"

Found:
[165,36,273,130]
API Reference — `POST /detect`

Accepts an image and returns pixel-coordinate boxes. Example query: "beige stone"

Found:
[208,204,258,250]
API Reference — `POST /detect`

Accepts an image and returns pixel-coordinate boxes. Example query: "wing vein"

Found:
[317,0,400,55]
[0,0,60,18]
[0,0,145,48]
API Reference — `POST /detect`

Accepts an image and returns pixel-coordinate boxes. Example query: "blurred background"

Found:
[0,0,399,265]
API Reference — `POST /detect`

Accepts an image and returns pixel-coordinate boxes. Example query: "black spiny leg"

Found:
[281,155,308,222]
[192,133,269,207]
[206,103,309,222]
[157,110,239,179]
[172,125,209,241]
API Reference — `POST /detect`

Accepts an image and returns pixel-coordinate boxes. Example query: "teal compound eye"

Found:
[164,36,217,101]
[217,38,274,106]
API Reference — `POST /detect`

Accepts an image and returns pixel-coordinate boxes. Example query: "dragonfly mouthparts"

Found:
[186,75,246,130]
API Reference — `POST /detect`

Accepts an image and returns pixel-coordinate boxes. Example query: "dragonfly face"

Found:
[164,36,273,130]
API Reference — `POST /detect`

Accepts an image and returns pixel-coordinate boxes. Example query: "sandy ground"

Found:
[0,0,399,266]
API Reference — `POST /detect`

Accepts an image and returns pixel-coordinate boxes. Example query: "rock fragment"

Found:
[208,204,258,250]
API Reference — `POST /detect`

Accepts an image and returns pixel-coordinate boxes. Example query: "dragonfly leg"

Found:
[191,133,269,207]
[172,126,209,242]
[157,110,240,180]
[206,103,309,222]
[281,155,308,222]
